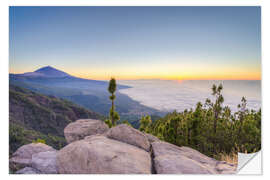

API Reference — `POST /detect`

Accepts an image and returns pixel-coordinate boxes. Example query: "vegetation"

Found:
[9,85,103,155]
[9,123,66,155]
[139,83,261,159]
[139,115,152,133]
[214,147,239,164]
[106,78,120,127]
[32,138,46,144]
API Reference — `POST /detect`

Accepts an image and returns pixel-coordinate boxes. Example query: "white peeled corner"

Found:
[237,151,262,174]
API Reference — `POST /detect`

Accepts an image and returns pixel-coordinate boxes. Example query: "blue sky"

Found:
[9,6,261,80]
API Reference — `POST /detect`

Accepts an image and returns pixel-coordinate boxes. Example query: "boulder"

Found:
[152,141,236,174]
[9,143,56,171]
[64,119,109,144]
[31,151,58,174]
[106,124,150,151]
[15,167,40,174]
[57,135,151,174]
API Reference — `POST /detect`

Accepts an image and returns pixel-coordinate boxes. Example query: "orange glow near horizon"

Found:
[9,64,261,81]
[64,67,261,81]
[9,70,261,81]
[66,72,261,81]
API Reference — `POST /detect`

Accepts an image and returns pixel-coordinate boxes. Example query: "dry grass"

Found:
[218,151,238,164]
[215,145,251,165]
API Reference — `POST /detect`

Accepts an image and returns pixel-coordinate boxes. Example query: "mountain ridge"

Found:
[34,66,71,77]
[10,66,130,89]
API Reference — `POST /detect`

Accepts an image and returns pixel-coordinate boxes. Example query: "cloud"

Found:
[119,80,261,113]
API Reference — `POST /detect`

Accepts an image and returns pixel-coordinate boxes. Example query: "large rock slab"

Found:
[15,167,40,174]
[106,124,150,151]
[64,119,109,144]
[9,143,56,171]
[57,135,151,174]
[31,151,58,174]
[152,141,236,174]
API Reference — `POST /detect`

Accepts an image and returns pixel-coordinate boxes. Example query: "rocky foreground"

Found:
[10,119,237,174]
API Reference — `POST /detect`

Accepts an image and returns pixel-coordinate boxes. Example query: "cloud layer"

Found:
[119,80,261,113]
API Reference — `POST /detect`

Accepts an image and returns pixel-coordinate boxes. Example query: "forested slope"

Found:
[9,85,103,154]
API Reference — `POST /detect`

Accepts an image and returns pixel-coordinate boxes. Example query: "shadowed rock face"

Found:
[11,120,237,174]
[64,119,109,144]
[106,124,150,151]
[57,135,152,174]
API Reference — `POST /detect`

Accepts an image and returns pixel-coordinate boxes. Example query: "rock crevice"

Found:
[150,144,157,174]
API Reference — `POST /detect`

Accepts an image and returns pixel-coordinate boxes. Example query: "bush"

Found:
[32,138,46,144]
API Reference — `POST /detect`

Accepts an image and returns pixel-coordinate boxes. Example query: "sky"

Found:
[9,6,261,80]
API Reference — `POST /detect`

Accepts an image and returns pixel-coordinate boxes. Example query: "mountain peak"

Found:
[34,66,70,77]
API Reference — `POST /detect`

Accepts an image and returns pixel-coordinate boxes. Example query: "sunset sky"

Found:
[9,7,261,80]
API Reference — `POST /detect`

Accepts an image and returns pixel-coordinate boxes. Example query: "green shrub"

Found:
[32,138,46,144]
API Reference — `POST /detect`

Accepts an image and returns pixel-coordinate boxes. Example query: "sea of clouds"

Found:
[118,80,261,113]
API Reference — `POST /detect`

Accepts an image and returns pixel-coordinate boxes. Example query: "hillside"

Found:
[10,66,164,127]
[9,85,103,154]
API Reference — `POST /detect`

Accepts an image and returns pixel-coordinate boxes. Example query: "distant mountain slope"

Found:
[16,66,71,78]
[10,66,164,127]
[9,66,130,97]
[9,85,103,154]
[34,66,71,77]
[10,66,129,88]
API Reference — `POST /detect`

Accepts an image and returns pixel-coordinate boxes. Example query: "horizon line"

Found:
[9,72,261,81]
[9,66,261,81]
